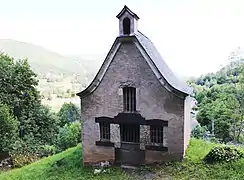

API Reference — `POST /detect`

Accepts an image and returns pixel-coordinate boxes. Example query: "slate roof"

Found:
[134,31,193,95]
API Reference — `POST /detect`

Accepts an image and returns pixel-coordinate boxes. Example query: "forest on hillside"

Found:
[190,47,244,143]
[0,53,81,168]
[0,39,102,111]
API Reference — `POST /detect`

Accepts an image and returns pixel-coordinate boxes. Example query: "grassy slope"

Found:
[0,144,131,180]
[160,139,244,180]
[1,139,244,180]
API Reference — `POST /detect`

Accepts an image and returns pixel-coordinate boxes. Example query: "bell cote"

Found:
[116,5,140,36]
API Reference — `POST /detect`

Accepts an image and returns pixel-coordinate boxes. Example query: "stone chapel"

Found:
[77,5,193,166]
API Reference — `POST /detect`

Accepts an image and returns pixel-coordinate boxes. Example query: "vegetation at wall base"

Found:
[1,139,244,180]
[0,144,132,180]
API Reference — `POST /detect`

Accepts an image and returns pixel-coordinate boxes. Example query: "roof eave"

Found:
[133,35,192,97]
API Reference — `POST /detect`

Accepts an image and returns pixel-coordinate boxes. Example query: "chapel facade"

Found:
[77,6,193,166]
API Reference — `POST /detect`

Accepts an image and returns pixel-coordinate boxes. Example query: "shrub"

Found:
[33,105,59,145]
[55,122,81,152]
[0,103,19,151]
[12,153,39,168]
[57,102,80,127]
[39,145,56,157]
[191,125,209,139]
[10,139,57,167]
[10,138,41,168]
[203,145,244,163]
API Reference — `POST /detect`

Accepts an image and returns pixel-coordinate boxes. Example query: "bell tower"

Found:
[116,5,140,36]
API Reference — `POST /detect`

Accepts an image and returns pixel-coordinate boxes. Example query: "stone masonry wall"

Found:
[81,41,186,165]
[184,96,192,154]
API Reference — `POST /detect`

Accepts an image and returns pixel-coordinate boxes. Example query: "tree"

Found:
[192,48,244,143]
[55,122,81,151]
[0,54,41,136]
[0,53,59,148]
[0,103,19,151]
[57,102,81,127]
[20,105,59,145]
[231,66,244,142]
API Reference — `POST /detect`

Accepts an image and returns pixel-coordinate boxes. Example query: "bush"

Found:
[191,125,209,139]
[57,102,80,127]
[28,105,59,145]
[55,122,81,152]
[10,138,41,168]
[10,139,57,167]
[0,103,19,151]
[39,145,56,157]
[12,153,39,168]
[204,145,244,163]
[10,138,41,156]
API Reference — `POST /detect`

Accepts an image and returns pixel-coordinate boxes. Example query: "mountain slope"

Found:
[0,39,102,110]
[0,39,89,75]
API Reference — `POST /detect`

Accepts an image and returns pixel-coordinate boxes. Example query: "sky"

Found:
[1,0,244,78]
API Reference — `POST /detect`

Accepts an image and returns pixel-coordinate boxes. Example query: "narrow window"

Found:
[100,122,110,141]
[123,87,136,112]
[150,126,164,144]
[123,17,131,35]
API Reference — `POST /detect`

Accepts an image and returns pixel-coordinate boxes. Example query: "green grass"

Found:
[159,139,244,180]
[0,144,131,180]
[1,139,244,180]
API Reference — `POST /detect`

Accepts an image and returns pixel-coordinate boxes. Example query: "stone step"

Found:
[121,165,139,170]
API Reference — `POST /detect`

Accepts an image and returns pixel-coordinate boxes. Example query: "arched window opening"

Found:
[123,17,131,35]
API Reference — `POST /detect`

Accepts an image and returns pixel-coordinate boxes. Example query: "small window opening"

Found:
[120,124,140,143]
[150,126,164,144]
[100,122,110,141]
[123,87,136,112]
[123,17,131,35]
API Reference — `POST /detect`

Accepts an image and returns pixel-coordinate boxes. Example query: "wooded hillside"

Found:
[189,47,244,143]
[0,39,102,110]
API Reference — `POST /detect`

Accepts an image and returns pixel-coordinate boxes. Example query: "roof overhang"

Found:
[133,40,189,99]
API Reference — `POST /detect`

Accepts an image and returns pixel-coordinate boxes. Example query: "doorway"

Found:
[115,124,145,166]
